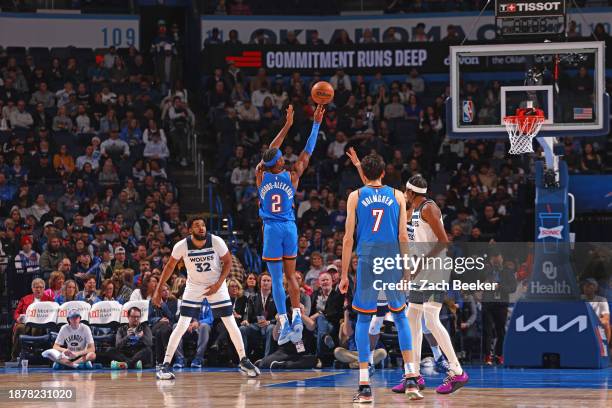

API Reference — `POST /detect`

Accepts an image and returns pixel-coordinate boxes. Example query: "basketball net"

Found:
[503,101,545,154]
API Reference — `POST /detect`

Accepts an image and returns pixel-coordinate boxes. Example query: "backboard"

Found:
[447,41,609,139]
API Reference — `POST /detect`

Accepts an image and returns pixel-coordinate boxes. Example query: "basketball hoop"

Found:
[503,102,546,154]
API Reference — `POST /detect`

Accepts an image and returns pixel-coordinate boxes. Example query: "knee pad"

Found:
[369,315,385,336]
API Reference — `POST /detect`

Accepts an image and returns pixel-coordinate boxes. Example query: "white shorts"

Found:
[180,281,233,318]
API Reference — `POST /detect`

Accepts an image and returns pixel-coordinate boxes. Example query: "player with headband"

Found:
[256,104,325,345]
[399,175,469,394]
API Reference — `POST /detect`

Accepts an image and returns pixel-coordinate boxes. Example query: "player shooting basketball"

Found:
[256,104,325,345]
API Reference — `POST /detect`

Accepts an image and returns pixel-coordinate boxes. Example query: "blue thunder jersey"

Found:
[355,185,400,256]
[258,170,296,222]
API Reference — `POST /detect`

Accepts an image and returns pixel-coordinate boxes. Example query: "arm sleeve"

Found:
[303,122,321,155]
[211,235,229,258]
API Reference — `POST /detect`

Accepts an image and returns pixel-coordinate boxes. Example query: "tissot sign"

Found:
[496,1,565,17]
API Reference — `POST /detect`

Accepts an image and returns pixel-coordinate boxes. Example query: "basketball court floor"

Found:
[1,366,610,407]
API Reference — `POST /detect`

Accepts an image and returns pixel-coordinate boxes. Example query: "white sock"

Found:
[278,313,288,328]
[292,308,301,320]
[423,302,462,375]
[431,345,443,361]
[368,352,374,365]
[164,315,191,364]
[359,368,369,384]
[404,362,416,376]
[222,315,246,360]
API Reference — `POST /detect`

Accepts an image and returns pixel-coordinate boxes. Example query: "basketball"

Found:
[311,81,334,105]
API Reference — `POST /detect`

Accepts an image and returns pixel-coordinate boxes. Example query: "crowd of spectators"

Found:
[3,16,611,370]
[0,20,202,366]
[201,44,612,364]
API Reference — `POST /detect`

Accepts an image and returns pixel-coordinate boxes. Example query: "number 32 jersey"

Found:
[258,170,295,222]
[171,233,229,287]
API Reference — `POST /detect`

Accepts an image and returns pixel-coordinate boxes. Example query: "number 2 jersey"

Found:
[258,170,295,222]
[171,233,229,287]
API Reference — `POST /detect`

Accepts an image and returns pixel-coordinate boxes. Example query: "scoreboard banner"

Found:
[204,44,450,75]
[496,1,566,18]
[203,40,612,75]
[202,9,612,46]
[0,13,139,48]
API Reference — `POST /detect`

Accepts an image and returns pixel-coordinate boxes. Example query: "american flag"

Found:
[573,107,593,120]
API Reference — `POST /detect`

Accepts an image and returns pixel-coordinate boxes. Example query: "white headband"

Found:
[406,181,427,194]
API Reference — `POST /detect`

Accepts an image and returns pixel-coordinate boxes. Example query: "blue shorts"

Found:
[352,256,406,315]
[262,220,298,262]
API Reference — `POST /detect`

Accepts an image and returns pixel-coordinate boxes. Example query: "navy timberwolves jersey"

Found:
[258,171,295,222]
[355,185,400,256]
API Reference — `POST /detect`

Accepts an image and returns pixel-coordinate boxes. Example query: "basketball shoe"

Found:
[111,360,128,370]
[278,321,293,345]
[290,314,303,343]
[173,357,184,369]
[391,376,424,399]
[392,375,425,392]
[239,357,260,377]
[352,385,373,403]
[77,361,93,370]
[436,370,469,394]
[156,362,176,380]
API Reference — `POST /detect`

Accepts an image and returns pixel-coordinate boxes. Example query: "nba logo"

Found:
[462,100,474,123]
